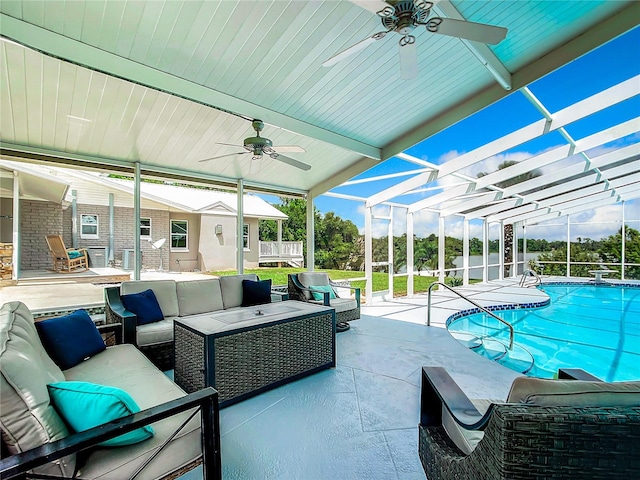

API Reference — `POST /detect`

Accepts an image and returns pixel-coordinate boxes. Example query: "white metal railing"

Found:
[259,241,303,258]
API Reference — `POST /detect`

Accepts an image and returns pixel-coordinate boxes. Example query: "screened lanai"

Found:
[1,1,639,286]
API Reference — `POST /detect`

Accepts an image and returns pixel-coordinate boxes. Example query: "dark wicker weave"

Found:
[287,274,360,325]
[174,306,335,407]
[418,367,640,480]
[419,404,640,479]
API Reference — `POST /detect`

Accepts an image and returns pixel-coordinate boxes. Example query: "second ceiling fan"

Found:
[323,0,508,80]
[199,119,311,171]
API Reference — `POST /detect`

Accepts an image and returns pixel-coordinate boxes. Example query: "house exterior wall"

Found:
[169,212,201,272]
[20,200,64,270]
[198,215,260,271]
[64,205,171,270]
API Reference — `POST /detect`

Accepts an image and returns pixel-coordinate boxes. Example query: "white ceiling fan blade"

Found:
[430,18,507,45]
[270,154,311,171]
[322,31,388,67]
[273,145,306,153]
[349,0,393,15]
[399,41,418,80]
[198,152,248,162]
[214,142,242,148]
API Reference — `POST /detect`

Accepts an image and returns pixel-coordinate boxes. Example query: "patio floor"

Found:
[175,280,547,480]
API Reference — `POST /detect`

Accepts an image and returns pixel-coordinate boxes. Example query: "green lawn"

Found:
[207,267,440,298]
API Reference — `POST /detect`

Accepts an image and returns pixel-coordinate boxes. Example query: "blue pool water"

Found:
[447,284,640,381]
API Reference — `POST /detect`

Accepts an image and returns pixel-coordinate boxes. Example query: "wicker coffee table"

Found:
[174,301,336,407]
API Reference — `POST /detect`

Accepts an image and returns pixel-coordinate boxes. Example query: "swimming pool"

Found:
[447,283,640,381]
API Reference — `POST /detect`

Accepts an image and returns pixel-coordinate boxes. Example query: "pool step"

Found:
[498,344,535,374]
[450,328,535,374]
[476,339,508,361]
[449,331,483,349]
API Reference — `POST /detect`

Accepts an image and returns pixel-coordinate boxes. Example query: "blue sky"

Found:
[269,26,640,240]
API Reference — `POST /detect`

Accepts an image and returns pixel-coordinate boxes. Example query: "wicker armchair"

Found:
[288,273,360,332]
[419,367,640,480]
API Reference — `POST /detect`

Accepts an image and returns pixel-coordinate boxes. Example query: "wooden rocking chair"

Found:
[45,234,89,273]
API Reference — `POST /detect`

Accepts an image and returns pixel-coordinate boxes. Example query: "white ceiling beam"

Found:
[0,14,381,161]
[439,191,501,217]
[341,168,429,186]
[366,170,438,207]
[433,1,512,90]
[436,94,638,180]
[0,141,307,196]
[501,138,640,198]
[474,145,573,190]
[407,117,638,215]
[464,198,521,220]
[407,183,472,213]
[380,2,640,161]
[493,189,621,224]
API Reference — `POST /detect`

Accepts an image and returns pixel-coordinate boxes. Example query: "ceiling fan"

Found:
[323,0,508,80]
[198,119,311,171]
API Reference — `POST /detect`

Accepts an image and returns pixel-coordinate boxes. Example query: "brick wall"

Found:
[20,200,64,270]
[21,201,171,271]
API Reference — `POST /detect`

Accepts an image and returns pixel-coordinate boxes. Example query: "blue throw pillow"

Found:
[242,279,272,307]
[310,284,336,301]
[35,310,106,370]
[48,381,154,447]
[121,289,164,325]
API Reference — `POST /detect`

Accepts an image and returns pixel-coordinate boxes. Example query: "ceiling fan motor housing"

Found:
[380,0,432,34]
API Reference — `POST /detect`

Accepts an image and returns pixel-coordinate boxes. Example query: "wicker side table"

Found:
[174,301,336,407]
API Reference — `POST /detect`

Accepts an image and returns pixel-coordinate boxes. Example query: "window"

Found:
[80,214,99,239]
[171,220,188,251]
[243,223,249,250]
[140,218,151,239]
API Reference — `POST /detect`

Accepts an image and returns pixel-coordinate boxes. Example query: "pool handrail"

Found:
[427,282,514,350]
[519,269,541,287]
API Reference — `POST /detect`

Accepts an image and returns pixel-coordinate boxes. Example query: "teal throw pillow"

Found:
[66,249,84,259]
[310,285,336,301]
[48,381,154,447]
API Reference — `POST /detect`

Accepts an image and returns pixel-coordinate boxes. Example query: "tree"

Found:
[600,227,640,279]
[259,198,361,270]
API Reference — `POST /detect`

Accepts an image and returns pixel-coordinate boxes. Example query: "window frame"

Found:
[243,223,250,251]
[140,217,152,240]
[170,219,189,252]
[80,214,99,239]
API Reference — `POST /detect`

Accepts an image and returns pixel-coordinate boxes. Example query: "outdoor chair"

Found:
[45,234,89,273]
[419,366,640,480]
[288,273,360,332]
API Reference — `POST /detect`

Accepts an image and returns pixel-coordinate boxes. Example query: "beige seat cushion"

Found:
[136,318,175,347]
[64,345,201,480]
[219,273,259,309]
[177,279,224,316]
[0,301,75,477]
[298,272,331,300]
[121,280,179,318]
[309,297,357,313]
[506,376,640,406]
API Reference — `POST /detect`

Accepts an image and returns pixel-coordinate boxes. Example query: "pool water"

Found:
[447,284,640,381]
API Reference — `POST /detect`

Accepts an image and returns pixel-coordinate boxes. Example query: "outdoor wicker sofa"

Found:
[287,272,360,331]
[105,274,287,370]
[0,301,221,480]
[419,366,640,480]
